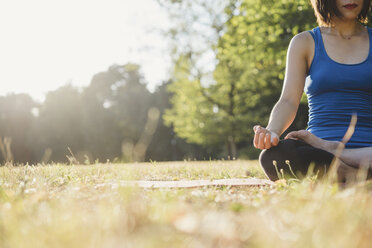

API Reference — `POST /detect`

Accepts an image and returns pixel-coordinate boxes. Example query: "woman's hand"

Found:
[253,125,279,150]
[285,130,340,154]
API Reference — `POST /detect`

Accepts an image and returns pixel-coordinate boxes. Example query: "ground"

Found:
[0,160,372,248]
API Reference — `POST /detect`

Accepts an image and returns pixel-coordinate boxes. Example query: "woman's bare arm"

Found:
[253,31,314,149]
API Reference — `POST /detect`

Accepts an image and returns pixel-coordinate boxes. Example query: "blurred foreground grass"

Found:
[0,160,372,248]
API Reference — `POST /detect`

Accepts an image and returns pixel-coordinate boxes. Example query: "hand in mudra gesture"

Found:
[253,125,279,150]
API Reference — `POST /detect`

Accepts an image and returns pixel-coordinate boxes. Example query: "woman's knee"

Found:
[259,148,280,181]
[258,139,304,181]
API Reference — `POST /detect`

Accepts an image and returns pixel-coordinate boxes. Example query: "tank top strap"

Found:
[308,27,324,55]
[308,27,323,57]
[308,27,317,45]
[307,27,323,74]
[366,27,372,60]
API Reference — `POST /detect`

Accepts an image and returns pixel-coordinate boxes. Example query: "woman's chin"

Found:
[339,13,361,22]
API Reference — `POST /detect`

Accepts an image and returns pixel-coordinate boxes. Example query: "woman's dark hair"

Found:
[310,0,371,26]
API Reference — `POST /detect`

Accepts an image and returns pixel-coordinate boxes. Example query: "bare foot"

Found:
[285,130,341,155]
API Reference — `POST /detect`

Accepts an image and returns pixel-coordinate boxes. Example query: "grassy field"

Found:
[0,160,372,248]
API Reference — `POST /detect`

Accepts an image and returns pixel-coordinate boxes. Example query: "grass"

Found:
[0,160,372,248]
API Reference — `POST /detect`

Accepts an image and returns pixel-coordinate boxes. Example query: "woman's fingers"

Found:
[254,126,265,148]
[265,133,271,149]
[253,125,280,149]
[253,125,260,132]
[272,135,279,146]
[258,133,265,149]
[253,128,261,148]
[285,130,310,141]
[284,131,293,139]
[285,131,298,140]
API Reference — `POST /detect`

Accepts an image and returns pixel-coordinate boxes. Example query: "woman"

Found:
[253,0,372,182]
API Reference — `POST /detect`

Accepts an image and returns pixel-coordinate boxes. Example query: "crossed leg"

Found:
[259,136,360,182]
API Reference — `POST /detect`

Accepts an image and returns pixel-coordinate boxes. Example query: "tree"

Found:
[156,0,232,78]
[0,94,37,163]
[148,80,222,161]
[158,0,240,158]
[164,55,232,156]
[35,85,85,163]
[82,64,155,162]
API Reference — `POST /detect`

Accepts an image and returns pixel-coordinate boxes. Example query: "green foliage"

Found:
[164,55,227,146]
[147,81,220,161]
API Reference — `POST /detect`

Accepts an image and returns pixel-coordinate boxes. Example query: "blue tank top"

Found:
[305,26,372,148]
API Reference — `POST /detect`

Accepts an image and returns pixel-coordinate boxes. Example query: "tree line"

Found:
[0,64,219,164]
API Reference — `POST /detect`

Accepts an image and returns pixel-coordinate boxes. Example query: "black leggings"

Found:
[259,139,334,181]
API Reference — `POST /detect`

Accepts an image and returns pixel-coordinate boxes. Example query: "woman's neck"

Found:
[326,19,365,39]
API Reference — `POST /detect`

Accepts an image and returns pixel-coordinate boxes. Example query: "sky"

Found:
[0,0,172,101]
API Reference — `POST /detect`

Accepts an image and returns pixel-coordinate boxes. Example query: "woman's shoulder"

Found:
[287,30,315,56]
[291,30,315,47]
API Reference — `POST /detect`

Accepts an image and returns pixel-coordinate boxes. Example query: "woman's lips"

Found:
[343,3,358,9]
